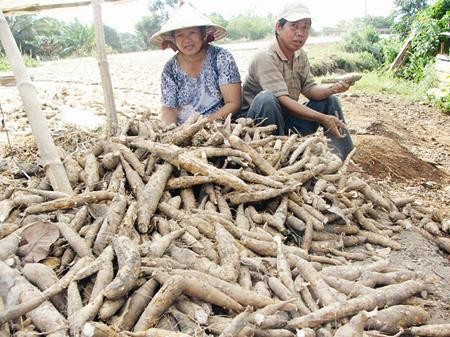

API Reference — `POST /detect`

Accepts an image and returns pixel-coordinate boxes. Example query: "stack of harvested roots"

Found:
[1,114,449,337]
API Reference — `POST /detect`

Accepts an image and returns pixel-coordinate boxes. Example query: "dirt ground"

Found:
[1,46,449,325]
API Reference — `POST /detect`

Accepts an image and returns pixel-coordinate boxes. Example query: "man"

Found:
[242,2,354,159]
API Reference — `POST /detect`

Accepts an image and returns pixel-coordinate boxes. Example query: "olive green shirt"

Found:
[242,39,317,111]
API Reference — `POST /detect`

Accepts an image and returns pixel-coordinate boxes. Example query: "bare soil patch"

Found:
[353,134,447,184]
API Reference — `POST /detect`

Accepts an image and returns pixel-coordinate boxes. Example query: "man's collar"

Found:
[271,38,302,61]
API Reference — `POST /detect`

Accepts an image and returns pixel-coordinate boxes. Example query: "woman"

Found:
[150,3,241,125]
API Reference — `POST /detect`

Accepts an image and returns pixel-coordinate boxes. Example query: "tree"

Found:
[227,14,273,40]
[393,0,429,37]
[208,13,228,29]
[340,25,383,62]
[118,32,146,53]
[34,18,66,60]
[104,25,122,52]
[55,19,95,57]
[149,0,178,22]
[363,15,394,30]
[5,15,49,57]
[135,14,162,49]
[398,0,450,81]
[134,0,179,49]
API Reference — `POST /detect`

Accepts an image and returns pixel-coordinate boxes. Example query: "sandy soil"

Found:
[1,45,449,323]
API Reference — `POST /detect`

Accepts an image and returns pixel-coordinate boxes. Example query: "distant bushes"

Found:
[310,51,379,77]
[225,14,273,41]
[340,25,384,62]
[335,0,449,111]
[0,54,38,71]
[339,0,449,83]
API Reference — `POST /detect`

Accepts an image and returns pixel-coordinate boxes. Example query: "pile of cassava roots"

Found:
[1,114,449,337]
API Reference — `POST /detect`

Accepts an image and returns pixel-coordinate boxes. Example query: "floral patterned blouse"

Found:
[160,45,241,124]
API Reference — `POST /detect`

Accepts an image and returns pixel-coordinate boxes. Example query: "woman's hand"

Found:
[209,82,242,121]
[161,106,179,126]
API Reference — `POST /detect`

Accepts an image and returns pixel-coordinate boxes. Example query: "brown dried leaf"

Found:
[19,221,60,263]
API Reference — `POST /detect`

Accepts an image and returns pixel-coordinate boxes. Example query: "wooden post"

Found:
[0,11,73,194]
[92,0,118,137]
[388,35,413,72]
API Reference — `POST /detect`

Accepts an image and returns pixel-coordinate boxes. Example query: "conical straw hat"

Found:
[150,2,227,49]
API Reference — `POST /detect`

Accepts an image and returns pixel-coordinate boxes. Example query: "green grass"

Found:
[352,71,429,100]
[0,54,38,71]
[305,43,448,112]
[349,71,449,113]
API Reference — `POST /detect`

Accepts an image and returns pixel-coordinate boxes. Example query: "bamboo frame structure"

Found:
[0,0,124,191]
[1,0,120,137]
[92,0,118,137]
[0,0,122,15]
[0,11,73,193]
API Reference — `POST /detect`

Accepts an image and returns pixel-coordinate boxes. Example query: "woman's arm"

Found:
[161,106,179,126]
[207,82,242,122]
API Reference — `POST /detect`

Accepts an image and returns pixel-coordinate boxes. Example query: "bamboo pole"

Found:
[0,11,73,194]
[92,0,118,137]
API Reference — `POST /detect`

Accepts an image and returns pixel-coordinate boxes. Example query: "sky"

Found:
[44,0,396,33]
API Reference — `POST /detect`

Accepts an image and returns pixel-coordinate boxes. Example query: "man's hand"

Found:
[322,115,346,138]
[330,80,350,94]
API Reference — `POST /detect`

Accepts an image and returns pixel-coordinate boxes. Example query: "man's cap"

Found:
[150,2,227,49]
[277,2,312,22]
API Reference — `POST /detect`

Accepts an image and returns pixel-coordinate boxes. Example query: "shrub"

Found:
[339,25,384,63]
[227,14,273,40]
[309,50,378,76]
[378,36,403,66]
[0,54,38,71]
[330,52,379,72]
[395,0,449,82]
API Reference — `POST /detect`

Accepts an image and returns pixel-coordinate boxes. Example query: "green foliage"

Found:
[135,14,162,49]
[209,13,228,29]
[308,48,378,77]
[0,56,9,71]
[352,71,429,98]
[397,0,448,82]
[0,54,38,71]
[118,32,146,53]
[362,15,395,30]
[33,18,66,60]
[331,52,379,72]
[340,25,384,62]
[54,19,95,57]
[426,0,450,18]
[334,15,394,33]
[134,0,179,50]
[149,0,178,22]
[353,69,449,113]
[104,25,122,53]
[227,14,273,40]
[5,15,52,57]
[378,36,403,66]
[393,0,428,37]
[427,87,450,113]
